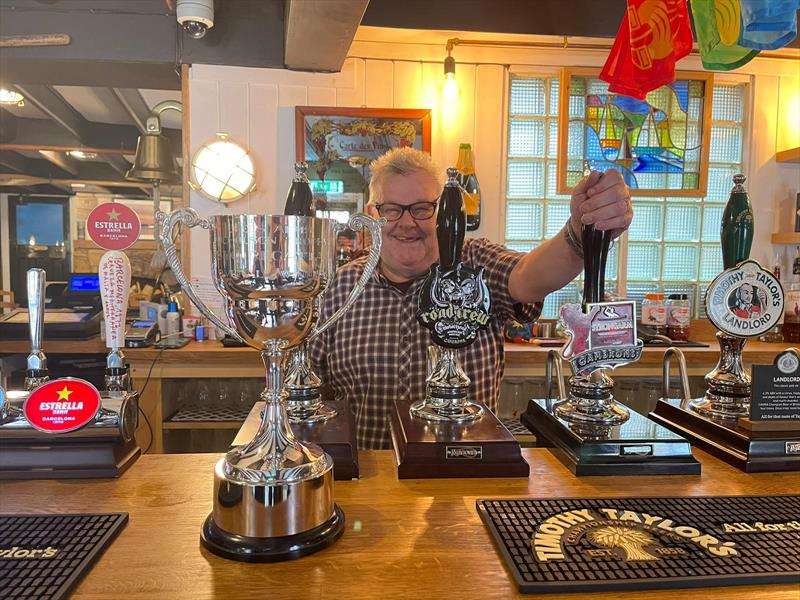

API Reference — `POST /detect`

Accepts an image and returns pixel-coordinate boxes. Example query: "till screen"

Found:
[69,275,100,292]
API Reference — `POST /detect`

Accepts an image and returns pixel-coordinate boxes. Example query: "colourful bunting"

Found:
[600,0,694,100]
[738,0,799,50]
[691,0,760,70]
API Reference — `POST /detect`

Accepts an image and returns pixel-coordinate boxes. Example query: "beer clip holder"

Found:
[651,260,800,472]
[389,168,529,479]
[520,223,699,476]
[0,259,141,480]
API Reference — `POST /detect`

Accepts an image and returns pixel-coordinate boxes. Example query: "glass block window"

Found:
[506,76,619,319]
[626,82,747,316]
[505,76,747,320]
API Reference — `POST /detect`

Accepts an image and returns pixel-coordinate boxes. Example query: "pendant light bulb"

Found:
[440,54,461,102]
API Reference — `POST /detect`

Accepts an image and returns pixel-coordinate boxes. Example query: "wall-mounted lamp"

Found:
[440,42,461,103]
[190,133,256,203]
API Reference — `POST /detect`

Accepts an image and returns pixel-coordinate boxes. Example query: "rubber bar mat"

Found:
[0,513,128,600]
[477,496,800,594]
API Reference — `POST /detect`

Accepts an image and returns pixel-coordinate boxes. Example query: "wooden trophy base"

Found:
[234,398,359,480]
[0,436,140,479]
[650,399,800,472]
[389,399,530,479]
[521,399,700,476]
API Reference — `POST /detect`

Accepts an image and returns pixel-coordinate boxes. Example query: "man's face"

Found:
[741,284,753,304]
[368,170,440,281]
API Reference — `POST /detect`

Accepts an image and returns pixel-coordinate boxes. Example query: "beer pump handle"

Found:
[581,224,611,307]
[437,167,466,270]
[99,251,131,369]
[25,268,47,376]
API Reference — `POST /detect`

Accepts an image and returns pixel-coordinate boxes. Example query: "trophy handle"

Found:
[160,207,243,341]
[307,213,384,340]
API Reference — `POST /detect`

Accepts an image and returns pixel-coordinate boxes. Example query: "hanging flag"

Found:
[738,0,799,50]
[691,0,760,70]
[601,0,694,100]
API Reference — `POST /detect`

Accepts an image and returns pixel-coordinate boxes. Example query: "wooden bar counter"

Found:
[0,449,797,599]
[1,325,796,453]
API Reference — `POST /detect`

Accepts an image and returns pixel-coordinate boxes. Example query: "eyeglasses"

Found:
[374,201,437,222]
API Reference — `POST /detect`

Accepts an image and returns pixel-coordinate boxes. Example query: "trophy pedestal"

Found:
[234,399,359,480]
[389,399,530,479]
[650,398,800,472]
[521,399,700,476]
[201,506,344,563]
[200,456,344,562]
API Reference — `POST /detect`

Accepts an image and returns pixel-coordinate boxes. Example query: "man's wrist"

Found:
[563,221,583,259]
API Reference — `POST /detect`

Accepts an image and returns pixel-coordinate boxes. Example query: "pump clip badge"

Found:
[23,378,101,433]
[706,259,784,338]
[559,301,643,377]
[417,262,491,348]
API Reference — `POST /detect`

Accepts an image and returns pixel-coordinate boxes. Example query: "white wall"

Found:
[187,27,800,280]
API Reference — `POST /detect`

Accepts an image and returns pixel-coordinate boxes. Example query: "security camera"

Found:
[177,0,214,39]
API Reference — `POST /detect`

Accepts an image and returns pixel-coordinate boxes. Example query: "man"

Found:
[729,282,765,319]
[311,147,632,449]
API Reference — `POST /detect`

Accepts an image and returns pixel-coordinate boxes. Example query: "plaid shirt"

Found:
[310,238,541,450]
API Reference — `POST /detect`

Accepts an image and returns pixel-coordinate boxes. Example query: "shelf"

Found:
[771,232,800,244]
[164,405,253,429]
[776,147,800,163]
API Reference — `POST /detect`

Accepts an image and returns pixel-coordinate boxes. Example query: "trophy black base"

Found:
[521,399,700,476]
[0,437,140,480]
[389,399,530,479]
[650,398,800,472]
[200,505,345,563]
[234,399,359,480]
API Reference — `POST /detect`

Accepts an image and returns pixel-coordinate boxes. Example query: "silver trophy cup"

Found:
[161,208,381,561]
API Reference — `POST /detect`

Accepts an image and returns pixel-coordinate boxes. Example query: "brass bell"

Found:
[125,132,180,183]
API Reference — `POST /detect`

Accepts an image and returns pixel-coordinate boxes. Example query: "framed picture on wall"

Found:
[295,106,432,219]
[557,68,713,197]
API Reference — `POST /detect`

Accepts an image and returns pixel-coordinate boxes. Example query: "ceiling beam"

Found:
[103,153,132,176]
[110,88,151,133]
[38,151,79,176]
[11,83,136,177]
[0,3,180,89]
[0,143,129,155]
[284,0,369,71]
[14,84,85,140]
[0,151,29,173]
[0,117,110,149]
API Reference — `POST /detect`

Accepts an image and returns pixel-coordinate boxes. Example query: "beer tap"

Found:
[99,251,132,392]
[413,168,490,422]
[581,223,611,307]
[24,269,49,391]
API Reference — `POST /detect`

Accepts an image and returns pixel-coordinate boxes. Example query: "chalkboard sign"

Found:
[750,350,800,421]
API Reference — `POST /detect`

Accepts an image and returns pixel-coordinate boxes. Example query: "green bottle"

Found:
[720,173,753,269]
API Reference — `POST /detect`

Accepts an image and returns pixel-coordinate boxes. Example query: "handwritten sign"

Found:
[99,251,132,350]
